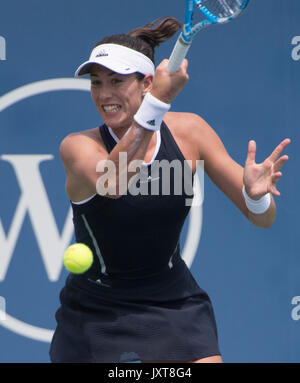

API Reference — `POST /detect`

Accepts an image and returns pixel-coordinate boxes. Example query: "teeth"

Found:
[103,105,121,112]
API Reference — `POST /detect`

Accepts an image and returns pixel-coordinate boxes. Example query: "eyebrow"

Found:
[90,71,116,77]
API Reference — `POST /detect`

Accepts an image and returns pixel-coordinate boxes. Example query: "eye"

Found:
[111,78,122,85]
[91,79,101,87]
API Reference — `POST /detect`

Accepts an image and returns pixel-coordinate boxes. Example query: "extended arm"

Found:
[190,115,290,228]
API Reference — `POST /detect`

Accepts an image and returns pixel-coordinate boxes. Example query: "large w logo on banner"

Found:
[0,155,74,281]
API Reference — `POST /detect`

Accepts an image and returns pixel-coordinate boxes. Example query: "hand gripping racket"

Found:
[168,0,250,72]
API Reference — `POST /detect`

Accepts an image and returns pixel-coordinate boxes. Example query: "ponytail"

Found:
[128,17,181,53]
[95,16,181,64]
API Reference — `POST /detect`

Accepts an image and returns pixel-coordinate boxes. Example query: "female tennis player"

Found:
[49,17,290,363]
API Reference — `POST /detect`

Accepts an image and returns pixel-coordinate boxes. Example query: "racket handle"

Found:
[168,35,192,72]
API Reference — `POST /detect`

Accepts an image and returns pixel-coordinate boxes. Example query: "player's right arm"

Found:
[59,126,154,201]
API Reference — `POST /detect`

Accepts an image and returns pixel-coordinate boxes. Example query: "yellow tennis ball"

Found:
[63,243,93,274]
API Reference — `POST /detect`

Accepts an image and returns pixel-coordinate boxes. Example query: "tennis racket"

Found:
[168,0,250,72]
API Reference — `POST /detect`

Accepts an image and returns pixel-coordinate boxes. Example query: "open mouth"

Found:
[102,104,121,113]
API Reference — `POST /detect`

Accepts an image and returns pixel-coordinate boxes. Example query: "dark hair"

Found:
[94,17,181,65]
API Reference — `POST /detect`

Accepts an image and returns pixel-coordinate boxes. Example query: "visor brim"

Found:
[75,59,138,77]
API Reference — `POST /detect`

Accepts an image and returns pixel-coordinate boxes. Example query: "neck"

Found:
[108,125,131,141]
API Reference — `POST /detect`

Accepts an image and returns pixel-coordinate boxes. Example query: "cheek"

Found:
[91,89,102,110]
[124,81,143,101]
[91,89,97,102]
[124,88,143,110]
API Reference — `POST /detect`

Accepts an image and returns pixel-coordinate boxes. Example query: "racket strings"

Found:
[201,0,245,18]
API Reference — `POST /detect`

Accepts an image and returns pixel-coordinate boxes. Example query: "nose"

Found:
[98,84,113,101]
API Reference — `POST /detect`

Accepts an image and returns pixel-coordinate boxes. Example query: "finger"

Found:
[245,140,256,165]
[270,186,281,197]
[268,138,291,162]
[270,172,283,196]
[156,59,169,72]
[180,58,189,72]
[273,155,289,172]
[160,59,169,67]
[272,171,282,184]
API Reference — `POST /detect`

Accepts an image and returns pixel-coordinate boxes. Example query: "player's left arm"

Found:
[189,114,290,228]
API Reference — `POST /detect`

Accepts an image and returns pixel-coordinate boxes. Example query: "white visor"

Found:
[75,43,155,77]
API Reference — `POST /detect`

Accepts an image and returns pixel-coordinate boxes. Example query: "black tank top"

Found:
[70,122,194,279]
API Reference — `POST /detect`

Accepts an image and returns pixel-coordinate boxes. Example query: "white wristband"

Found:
[134,92,171,131]
[242,186,271,214]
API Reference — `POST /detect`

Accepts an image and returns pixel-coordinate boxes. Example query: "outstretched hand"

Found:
[243,138,291,200]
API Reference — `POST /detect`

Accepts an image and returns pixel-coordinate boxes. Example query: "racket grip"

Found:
[168,35,192,72]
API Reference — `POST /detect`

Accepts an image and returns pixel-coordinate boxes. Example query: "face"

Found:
[90,65,152,136]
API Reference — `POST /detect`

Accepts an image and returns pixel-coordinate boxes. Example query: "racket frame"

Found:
[168,0,249,72]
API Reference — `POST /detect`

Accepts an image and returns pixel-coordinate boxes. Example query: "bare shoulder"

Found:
[59,128,108,201]
[164,112,216,140]
[59,127,106,165]
[165,111,207,129]
[164,111,223,161]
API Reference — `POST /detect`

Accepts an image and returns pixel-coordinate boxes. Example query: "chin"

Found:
[103,116,132,131]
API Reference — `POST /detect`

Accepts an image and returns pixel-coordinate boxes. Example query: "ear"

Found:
[142,74,153,95]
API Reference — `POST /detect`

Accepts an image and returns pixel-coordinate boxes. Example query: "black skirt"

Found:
[49,255,220,363]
